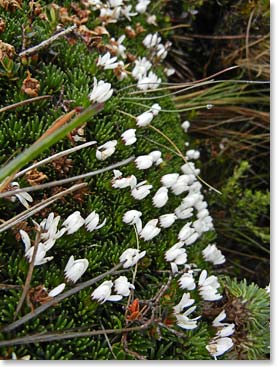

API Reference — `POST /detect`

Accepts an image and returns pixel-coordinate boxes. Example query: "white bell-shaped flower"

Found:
[186,149,200,160]
[175,306,201,330]
[135,155,154,169]
[123,210,142,225]
[161,173,179,188]
[181,162,200,176]
[174,206,193,220]
[143,33,161,48]
[89,78,113,103]
[185,232,199,246]
[152,187,168,208]
[136,0,150,13]
[171,175,190,195]
[137,71,161,90]
[121,129,137,145]
[123,209,142,233]
[212,310,228,327]
[25,243,53,266]
[9,181,33,209]
[197,208,210,219]
[139,219,161,241]
[150,103,161,116]
[97,52,119,70]
[114,276,135,297]
[206,337,233,358]
[148,150,162,163]
[85,211,106,232]
[91,280,123,303]
[181,120,190,132]
[132,57,152,80]
[178,222,195,241]
[178,272,196,290]
[173,292,195,314]
[112,171,137,189]
[131,181,152,200]
[165,242,187,273]
[198,270,222,301]
[136,111,154,127]
[202,244,225,265]
[216,324,235,338]
[96,140,117,160]
[120,248,146,268]
[64,255,89,283]
[159,213,177,228]
[62,211,85,234]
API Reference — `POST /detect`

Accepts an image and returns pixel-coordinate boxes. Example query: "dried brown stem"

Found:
[14,229,41,319]
[0,284,22,290]
[0,96,52,114]
[19,25,77,57]
[0,315,154,347]
[0,156,135,199]
[0,183,87,233]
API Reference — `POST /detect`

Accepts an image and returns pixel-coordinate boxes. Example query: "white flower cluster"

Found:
[198,270,222,301]
[123,210,161,241]
[135,150,163,169]
[89,77,113,104]
[20,210,106,279]
[96,140,117,160]
[136,103,161,127]
[142,32,171,61]
[206,310,235,358]
[19,209,148,302]
[6,181,33,209]
[96,52,119,70]
[88,0,137,24]
[173,293,200,330]
[202,244,225,265]
[91,275,135,303]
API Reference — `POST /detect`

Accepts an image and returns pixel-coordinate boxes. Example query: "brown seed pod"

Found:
[0,40,15,61]
[21,70,40,97]
[25,168,48,186]
[0,17,5,32]
[51,155,73,176]
[0,0,22,11]
[125,26,136,39]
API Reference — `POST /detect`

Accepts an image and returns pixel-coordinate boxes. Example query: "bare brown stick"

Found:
[0,315,154,347]
[14,141,97,179]
[100,322,117,359]
[0,156,135,199]
[122,332,146,360]
[14,229,41,319]
[246,9,255,79]
[0,183,87,233]
[153,274,173,305]
[19,25,77,57]
[0,96,52,114]
[158,322,185,338]
[173,33,263,40]
[0,284,22,290]
[1,262,123,333]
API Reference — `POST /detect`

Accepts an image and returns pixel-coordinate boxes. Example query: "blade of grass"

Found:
[0,104,103,185]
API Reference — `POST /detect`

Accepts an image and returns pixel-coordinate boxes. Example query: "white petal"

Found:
[48,283,66,297]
